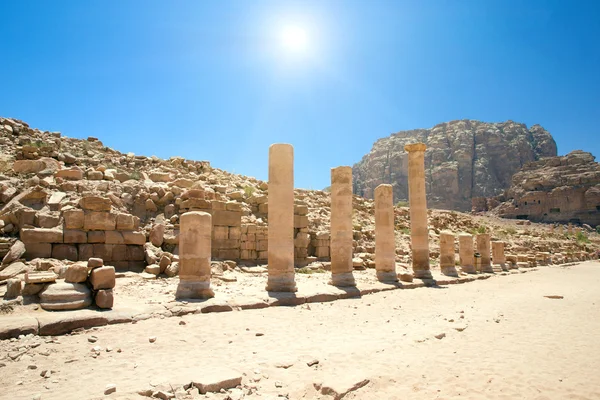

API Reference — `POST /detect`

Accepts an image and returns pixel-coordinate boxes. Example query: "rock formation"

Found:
[479,151,600,227]
[353,120,557,211]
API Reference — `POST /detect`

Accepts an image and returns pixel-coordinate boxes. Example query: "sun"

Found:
[281,26,308,52]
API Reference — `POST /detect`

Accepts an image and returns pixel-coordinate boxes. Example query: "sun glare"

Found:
[281,26,308,53]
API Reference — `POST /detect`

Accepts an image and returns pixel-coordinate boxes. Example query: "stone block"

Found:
[246,224,257,234]
[191,368,242,394]
[64,263,89,283]
[90,266,115,290]
[229,226,241,240]
[257,250,268,260]
[242,241,256,250]
[258,203,268,214]
[21,227,63,244]
[87,231,106,243]
[84,212,117,231]
[105,231,125,244]
[112,244,128,261]
[93,244,114,262]
[95,289,114,309]
[316,246,330,258]
[78,244,94,261]
[211,210,241,227]
[212,200,226,210]
[63,229,87,244]
[127,245,145,261]
[122,231,146,245]
[225,202,242,211]
[181,198,211,210]
[80,196,111,211]
[294,204,309,215]
[88,257,104,269]
[63,209,84,229]
[13,159,45,173]
[294,215,309,229]
[216,249,240,260]
[213,226,229,240]
[24,243,53,259]
[212,239,240,249]
[5,279,22,299]
[17,209,36,227]
[36,213,61,228]
[52,244,78,261]
[55,167,84,180]
[25,271,58,284]
[256,240,268,251]
[116,213,136,230]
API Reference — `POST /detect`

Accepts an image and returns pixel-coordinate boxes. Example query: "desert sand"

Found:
[1,261,599,400]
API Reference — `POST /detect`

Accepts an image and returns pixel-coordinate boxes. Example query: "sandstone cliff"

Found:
[353,120,557,211]
[480,151,600,227]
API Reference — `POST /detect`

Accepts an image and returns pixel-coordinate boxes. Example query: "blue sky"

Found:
[1,0,599,189]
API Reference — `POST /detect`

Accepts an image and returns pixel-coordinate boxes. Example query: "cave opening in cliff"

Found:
[550,208,561,213]
[516,215,529,220]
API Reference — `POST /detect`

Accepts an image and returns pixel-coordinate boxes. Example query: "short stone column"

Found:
[459,233,476,273]
[176,211,215,299]
[491,241,506,272]
[440,230,458,276]
[476,233,493,273]
[266,144,297,292]
[329,166,356,287]
[405,143,432,279]
[374,184,397,282]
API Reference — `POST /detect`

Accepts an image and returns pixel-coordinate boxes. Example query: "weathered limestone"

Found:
[492,241,507,272]
[458,233,476,273]
[404,143,432,279]
[476,234,493,273]
[176,211,215,299]
[440,230,458,276]
[266,144,297,292]
[374,184,398,282]
[329,166,356,287]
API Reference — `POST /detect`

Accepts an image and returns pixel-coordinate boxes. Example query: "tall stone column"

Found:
[404,143,431,279]
[440,230,458,276]
[176,211,215,299]
[374,184,397,282]
[266,144,297,292]
[491,241,506,272]
[459,233,476,273]
[329,166,356,287]
[476,233,493,273]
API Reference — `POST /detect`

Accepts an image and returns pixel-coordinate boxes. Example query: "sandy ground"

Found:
[1,261,599,400]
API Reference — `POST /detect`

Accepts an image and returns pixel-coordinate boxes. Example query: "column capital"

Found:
[404,143,427,152]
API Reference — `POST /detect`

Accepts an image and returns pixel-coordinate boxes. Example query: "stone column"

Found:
[374,184,397,282]
[329,166,356,287]
[440,230,458,276]
[491,241,506,272]
[477,233,493,273]
[176,211,214,299]
[404,143,431,279]
[459,233,476,273]
[266,144,297,292]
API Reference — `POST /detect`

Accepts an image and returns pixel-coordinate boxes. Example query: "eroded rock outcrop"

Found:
[481,151,600,227]
[353,120,557,211]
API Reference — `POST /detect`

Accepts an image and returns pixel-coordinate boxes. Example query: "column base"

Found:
[480,264,494,273]
[441,267,459,277]
[175,281,214,299]
[460,265,477,274]
[492,263,506,273]
[329,272,356,287]
[376,270,399,283]
[265,275,298,292]
[413,269,432,279]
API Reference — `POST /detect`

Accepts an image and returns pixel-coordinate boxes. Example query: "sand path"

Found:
[1,261,599,400]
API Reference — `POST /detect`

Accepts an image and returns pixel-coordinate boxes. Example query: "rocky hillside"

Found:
[478,151,600,227]
[0,116,596,286]
[353,120,557,211]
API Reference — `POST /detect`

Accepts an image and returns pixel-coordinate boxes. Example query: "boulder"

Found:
[39,282,92,311]
[89,266,115,290]
[0,262,28,281]
[95,289,113,309]
[1,240,26,265]
[64,263,89,283]
[150,224,165,247]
